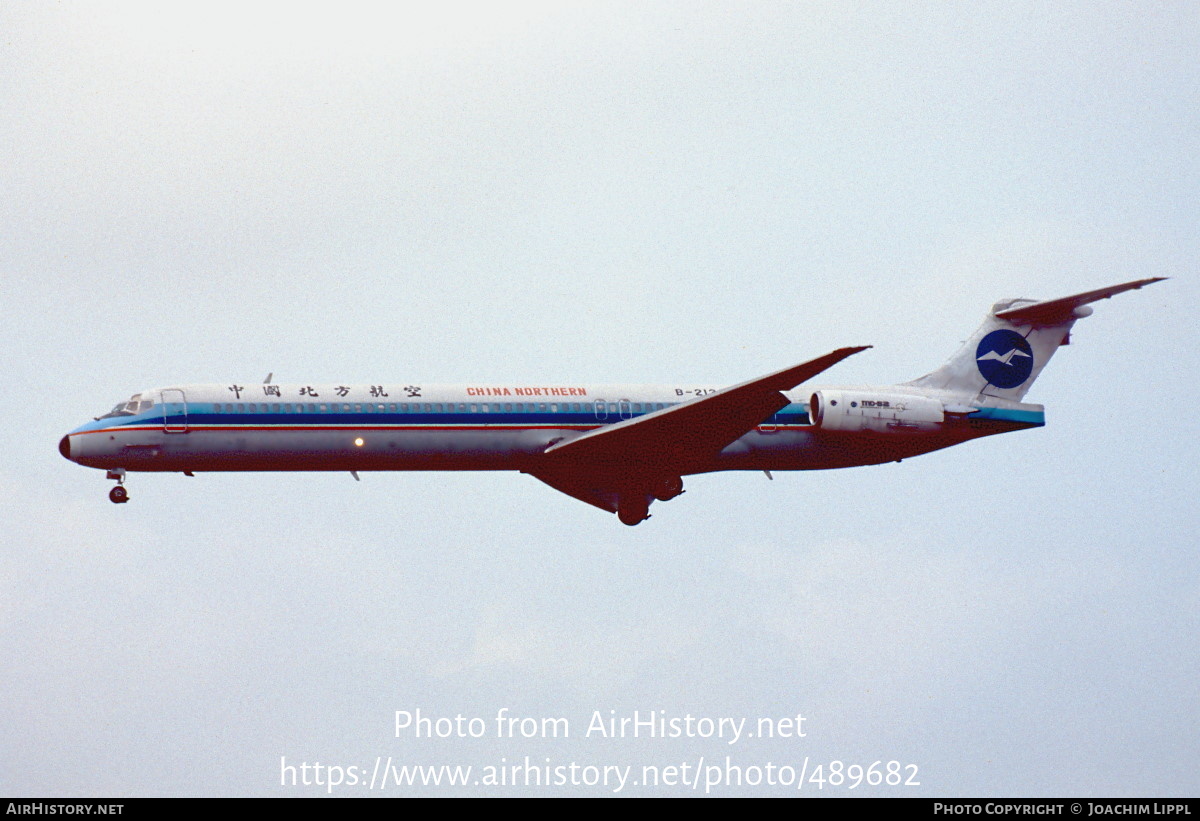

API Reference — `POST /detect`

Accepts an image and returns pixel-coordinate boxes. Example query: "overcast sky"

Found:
[2,1,1196,796]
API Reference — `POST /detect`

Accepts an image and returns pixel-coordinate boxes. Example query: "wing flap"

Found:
[525,471,620,513]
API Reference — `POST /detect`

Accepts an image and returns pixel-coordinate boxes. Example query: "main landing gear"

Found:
[616,477,685,526]
[106,469,129,504]
[653,476,684,502]
[617,495,650,526]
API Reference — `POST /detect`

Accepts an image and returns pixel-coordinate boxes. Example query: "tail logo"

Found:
[976,329,1034,388]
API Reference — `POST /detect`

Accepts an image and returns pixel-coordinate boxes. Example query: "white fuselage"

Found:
[60,381,1042,476]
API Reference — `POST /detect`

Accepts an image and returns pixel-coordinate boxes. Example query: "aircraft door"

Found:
[160,389,188,433]
[618,400,634,420]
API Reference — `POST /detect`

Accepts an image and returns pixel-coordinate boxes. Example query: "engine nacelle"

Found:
[809,390,944,433]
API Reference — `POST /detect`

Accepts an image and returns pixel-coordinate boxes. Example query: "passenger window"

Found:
[550,404,558,412]
[249,403,257,413]
[470,404,477,413]
[319,404,327,412]
[504,403,512,412]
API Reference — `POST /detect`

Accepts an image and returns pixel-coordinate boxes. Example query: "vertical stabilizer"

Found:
[906,278,1164,402]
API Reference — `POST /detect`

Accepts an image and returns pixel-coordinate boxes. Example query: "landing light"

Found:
[354,438,364,447]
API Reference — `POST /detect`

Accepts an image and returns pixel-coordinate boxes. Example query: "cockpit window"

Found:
[98,403,133,419]
[97,393,154,419]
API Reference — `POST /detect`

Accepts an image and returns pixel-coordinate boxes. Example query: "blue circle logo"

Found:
[976,329,1034,388]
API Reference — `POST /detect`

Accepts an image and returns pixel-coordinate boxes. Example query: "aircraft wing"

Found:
[996,277,1166,325]
[525,472,623,513]
[527,347,869,507]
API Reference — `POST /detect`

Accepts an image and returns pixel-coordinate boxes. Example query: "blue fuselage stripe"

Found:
[85,404,816,431]
[970,407,1045,425]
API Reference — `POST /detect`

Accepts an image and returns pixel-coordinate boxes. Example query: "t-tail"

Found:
[905,277,1165,402]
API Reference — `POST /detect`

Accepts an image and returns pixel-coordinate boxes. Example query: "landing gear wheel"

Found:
[109,485,129,504]
[617,497,650,526]
[654,476,684,502]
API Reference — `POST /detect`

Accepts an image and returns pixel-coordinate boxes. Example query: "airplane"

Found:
[59,278,1163,525]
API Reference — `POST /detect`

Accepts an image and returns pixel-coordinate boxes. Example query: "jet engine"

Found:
[809,390,944,433]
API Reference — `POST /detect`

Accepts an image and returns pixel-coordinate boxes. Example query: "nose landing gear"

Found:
[106,469,129,504]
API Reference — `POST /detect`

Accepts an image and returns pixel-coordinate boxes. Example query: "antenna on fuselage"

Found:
[263,373,273,383]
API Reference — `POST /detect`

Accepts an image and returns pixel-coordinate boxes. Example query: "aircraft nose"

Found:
[58,435,71,460]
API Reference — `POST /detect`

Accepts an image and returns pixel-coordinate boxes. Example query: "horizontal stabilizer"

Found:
[996,277,1166,326]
